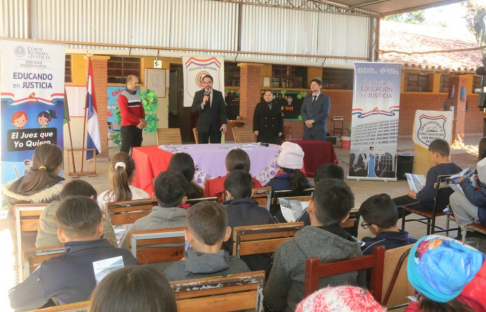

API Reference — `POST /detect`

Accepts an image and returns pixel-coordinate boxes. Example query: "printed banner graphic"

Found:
[413,110,453,149]
[1,40,65,184]
[349,62,402,180]
[182,56,225,108]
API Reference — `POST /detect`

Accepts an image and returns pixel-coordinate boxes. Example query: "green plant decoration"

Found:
[297,94,302,100]
[113,89,159,147]
[281,89,287,95]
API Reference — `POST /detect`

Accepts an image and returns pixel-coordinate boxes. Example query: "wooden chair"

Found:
[252,187,272,211]
[233,128,256,143]
[128,228,185,264]
[305,245,385,301]
[462,222,486,246]
[185,197,218,206]
[14,203,49,281]
[271,188,314,215]
[332,116,344,139]
[156,128,182,145]
[106,199,157,226]
[401,175,459,235]
[21,244,65,281]
[171,271,265,312]
[193,127,199,144]
[343,210,360,237]
[233,222,304,258]
[283,125,292,140]
[381,245,415,309]
[32,301,89,311]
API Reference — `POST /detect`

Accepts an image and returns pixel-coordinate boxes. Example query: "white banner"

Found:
[348,62,402,181]
[182,56,224,107]
[1,40,65,184]
[413,110,453,149]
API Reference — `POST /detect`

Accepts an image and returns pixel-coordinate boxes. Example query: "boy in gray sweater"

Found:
[164,201,250,281]
[265,179,366,312]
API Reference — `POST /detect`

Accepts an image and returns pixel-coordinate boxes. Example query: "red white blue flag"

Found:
[86,58,101,159]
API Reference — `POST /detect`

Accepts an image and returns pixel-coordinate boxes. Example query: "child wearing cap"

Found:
[449,157,486,234]
[405,235,485,312]
[267,141,310,193]
[265,179,365,312]
[359,194,417,256]
[296,286,386,312]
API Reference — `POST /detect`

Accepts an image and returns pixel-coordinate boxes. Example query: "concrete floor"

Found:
[1,135,485,311]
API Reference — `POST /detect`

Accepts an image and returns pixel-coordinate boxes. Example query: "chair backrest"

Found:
[192,127,199,144]
[381,245,414,308]
[128,228,185,263]
[233,222,304,257]
[185,197,218,206]
[252,187,272,211]
[171,271,265,312]
[232,128,255,143]
[305,246,385,302]
[14,203,49,233]
[333,116,344,121]
[106,199,158,226]
[21,244,65,281]
[272,188,314,204]
[283,125,292,140]
[157,128,182,145]
[32,301,89,312]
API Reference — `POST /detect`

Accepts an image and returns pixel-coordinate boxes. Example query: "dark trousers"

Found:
[393,195,430,219]
[303,129,326,141]
[199,125,221,144]
[120,125,143,154]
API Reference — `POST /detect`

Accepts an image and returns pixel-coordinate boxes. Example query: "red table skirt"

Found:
[131,146,173,195]
[285,140,338,178]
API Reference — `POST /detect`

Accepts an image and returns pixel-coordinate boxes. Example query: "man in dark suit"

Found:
[191,74,227,144]
[300,78,330,141]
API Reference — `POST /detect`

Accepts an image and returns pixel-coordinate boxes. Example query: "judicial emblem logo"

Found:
[416,114,447,146]
[14,45,26,58]
[195,71,210,88]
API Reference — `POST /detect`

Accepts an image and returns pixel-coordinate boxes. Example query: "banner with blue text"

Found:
[348,62,402,181]
[1,40,65,184]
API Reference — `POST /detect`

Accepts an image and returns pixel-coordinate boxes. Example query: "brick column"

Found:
[447,75,467,146]
[86,56,110,158]
[238,63,263,131]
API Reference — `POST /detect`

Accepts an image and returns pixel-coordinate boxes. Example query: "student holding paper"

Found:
[393,139,461,217]
[9,196,137,312]
[449,158,486,232]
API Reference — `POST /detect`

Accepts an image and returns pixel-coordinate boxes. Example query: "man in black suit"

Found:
[191,74,227,144]
[300,78,330,141]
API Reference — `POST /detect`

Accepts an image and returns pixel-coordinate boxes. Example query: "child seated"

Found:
[120,170,188,249]
[9,196,137,311]
[405,235,485,312]
[359,194,417,256]
[393,139,461,217]
[36,180,117,247]
[265,179,365,312]
[223,170,274,273]
[89,266,177,312]
[167,152,204,199]
[164,201,250,281]
[204,148,262,201]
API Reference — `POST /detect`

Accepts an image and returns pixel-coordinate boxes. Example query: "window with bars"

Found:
[321,68,353,90]
[107,57,141,83]
[225,62,240,86]
[271,65,307,88]
[404,71,432,92]
[65,55,72,83]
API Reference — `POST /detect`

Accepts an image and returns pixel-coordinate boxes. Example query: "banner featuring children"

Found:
[348,62,402,181]
[182,56,224,107]
[0,40,65,184]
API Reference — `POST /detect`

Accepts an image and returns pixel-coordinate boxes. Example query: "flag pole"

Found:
[81,57,90,172]
[64,89,76,172]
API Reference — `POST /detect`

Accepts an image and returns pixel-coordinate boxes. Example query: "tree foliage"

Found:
[385,10,426,24]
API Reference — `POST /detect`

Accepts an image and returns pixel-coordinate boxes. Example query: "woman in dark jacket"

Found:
[253,90,284,144]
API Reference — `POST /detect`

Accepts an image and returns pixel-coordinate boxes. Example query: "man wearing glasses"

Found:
[191,74,227,144]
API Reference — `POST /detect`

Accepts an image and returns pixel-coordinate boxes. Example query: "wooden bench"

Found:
[232,128,256,143]
[171,271,265,312]
[185,197,217,206]
[21,244,64,281]
[106,199,157,226]
[128,228,185,264]
[157,128,182,145]
[233,222,304,257]
[305,245,385,301]
[31,301,89,312]
[252,187,272,211]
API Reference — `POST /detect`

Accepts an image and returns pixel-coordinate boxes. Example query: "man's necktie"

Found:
[208,93,211,108]
[312,96,317,106]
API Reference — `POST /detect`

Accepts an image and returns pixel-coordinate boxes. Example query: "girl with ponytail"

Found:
[98,152,150,212]
[37,109,57,128]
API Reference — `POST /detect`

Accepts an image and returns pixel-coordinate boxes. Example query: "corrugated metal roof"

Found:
[329,0,464,16]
